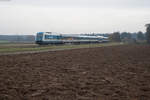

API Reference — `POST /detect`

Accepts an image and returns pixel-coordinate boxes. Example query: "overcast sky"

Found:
[0,0,150,35]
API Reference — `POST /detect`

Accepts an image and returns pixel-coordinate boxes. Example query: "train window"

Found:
[36,33,43,41]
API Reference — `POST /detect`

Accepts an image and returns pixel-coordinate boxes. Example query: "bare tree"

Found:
[109,32,121,42]
[145,24,150,43]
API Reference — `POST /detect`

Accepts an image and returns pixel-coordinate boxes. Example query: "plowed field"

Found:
[0,45,150,100]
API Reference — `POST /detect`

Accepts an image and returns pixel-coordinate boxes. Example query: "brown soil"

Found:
[0,45,150,100]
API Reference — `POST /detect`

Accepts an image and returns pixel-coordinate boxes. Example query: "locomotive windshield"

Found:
[36,32,43,41]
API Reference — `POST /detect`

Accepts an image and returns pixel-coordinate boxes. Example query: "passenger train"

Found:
[35,32,109,45]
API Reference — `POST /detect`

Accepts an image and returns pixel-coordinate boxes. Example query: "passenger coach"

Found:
[36,32,109,45]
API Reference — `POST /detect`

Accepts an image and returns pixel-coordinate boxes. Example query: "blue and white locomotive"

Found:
[35,32,108,45]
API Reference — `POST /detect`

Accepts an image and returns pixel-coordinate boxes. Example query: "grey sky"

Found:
[0,0,150,35]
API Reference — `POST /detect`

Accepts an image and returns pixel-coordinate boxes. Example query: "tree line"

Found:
[0,35,35,42]
[109,31,145,42]
[109,24,150,43]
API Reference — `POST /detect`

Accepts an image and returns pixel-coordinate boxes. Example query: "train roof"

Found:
[37,32,108,39]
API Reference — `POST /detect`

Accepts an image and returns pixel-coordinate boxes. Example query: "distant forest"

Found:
[0,35,35,43]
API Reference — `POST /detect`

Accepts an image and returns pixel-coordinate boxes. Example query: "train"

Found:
[35,32,109,45]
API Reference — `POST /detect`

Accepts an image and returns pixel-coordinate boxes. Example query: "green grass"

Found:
[0,42,123,54]
[0,40,10,44]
